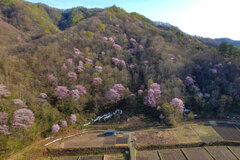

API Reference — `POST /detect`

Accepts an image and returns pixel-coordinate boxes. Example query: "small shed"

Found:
[105,129,115,136]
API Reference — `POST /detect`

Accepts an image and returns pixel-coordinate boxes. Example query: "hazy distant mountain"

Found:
[154,21,172,27]
[215,38,240,48]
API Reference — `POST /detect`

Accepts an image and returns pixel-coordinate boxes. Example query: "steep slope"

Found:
[0,16,24,46]
[0,0,61,38]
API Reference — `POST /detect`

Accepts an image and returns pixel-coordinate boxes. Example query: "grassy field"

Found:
[133,125,224,147]
[192,125,223,142]
[174,126,202,144]
[104,154,127,160]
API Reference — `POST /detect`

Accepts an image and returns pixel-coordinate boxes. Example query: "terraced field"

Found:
[47,122,240,160]
[192,125,223,142]
[212,123,240,141]
[52,156,103,160]
[51,154,126,160]
[229,146,240,159]
[133,130,178,146]
[207,146,238,160]
[159,149,186,160]
[136,151,159,160]
[137,146,240,160]
[183,148,213,160]
[175,126,202,144]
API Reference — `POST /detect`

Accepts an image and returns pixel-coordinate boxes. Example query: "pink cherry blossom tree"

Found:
[75,85,87,96]
[71,89,80,99]
[138,89,143,96]
[70,114,77,123]
[112,57,126,69]
[111,84,125,95]
[0,84,11,98]
[62,63,67,70]
[61,120,67,127]
[184,76,195,86]
[113,43,122,50]
[95,66,102,73]
[130,38,137,44]
[12,109,35,129]
[144,83,161,107]
[105,88,121,103]
[0,125,10,135]
[109,37,114,42]
[39,93,48,99]
[77,61,84,73]
[13,99,27,108]
[93,77,103,86]
[85,58,93,65]
[67,71,77,81]
[73,48,81,56]
[48,74,57,86]
[170,98,184,113]
[0,112,8,125]
[51,124,60,133]
[55,86,70,99]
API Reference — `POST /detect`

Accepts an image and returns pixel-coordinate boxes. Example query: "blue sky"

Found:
[26,0,240,40]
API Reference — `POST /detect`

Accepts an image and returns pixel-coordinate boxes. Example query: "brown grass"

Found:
[174,126,202,144]
[136,151,159,160]
[50,131,117,148]
[160,149,186,160]
[184,148,213,160]
[229,147,240,159]
[104,154,125,160]
[133,130,178,147]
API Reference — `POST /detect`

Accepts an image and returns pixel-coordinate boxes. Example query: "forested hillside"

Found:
[1,0,240,157]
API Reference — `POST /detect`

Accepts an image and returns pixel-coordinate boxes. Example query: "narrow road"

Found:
[129,132,135,160]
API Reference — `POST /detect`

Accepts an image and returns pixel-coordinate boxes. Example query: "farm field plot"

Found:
[183,148,213,160]
[136,151,160,160]
[159,149,186,160]
[52,157,79,160]
[52,156,104,160]
[116,135,129,145]
[50,132,116,148]
[229,147,240,158]
[80,156,103,160]
[133,130,178,146]
[104,154,125,160]
[212,123,240,141]
[174,126,202,144]
[207,146,238,160]
[192,125,223,143]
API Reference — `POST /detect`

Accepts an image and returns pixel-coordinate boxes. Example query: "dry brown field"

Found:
[159,149,186,160]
